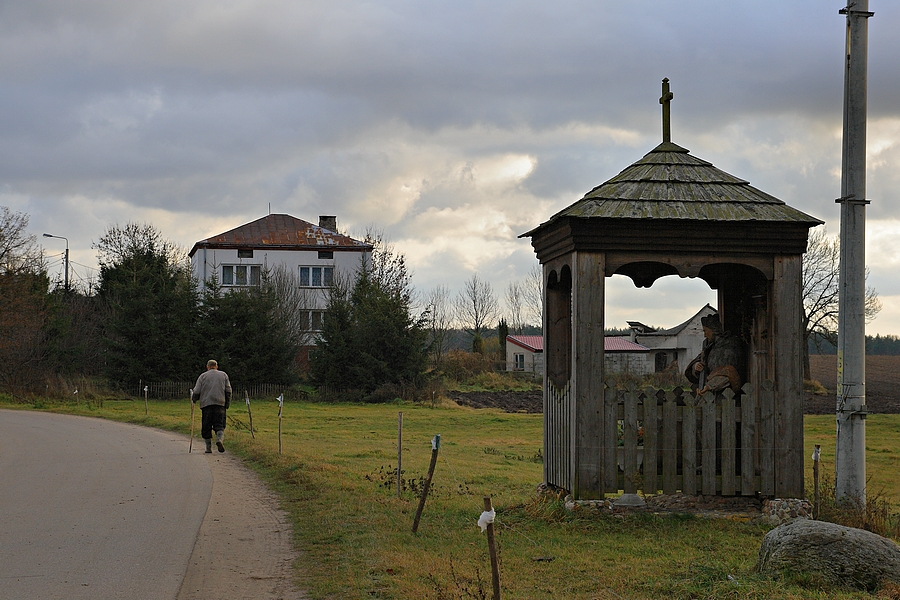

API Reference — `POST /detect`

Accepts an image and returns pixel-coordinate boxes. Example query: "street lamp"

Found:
[43,233,69,293]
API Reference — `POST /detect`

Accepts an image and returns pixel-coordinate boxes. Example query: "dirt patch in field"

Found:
[448,390,542,413]
[806,354,900,414]
[451,356,900,415]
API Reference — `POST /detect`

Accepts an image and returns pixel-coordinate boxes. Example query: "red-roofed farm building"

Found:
[507,335,652,376]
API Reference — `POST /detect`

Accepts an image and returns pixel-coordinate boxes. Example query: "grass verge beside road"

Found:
[2,396,898,599]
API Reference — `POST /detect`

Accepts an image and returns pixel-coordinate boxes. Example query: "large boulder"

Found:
[757,519,900,591]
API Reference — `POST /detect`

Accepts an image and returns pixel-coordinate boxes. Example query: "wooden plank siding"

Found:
[573,251,605,498]
[773,255,805,498]
[542,381,799,497]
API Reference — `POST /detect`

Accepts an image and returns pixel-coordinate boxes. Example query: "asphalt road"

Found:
[0,410,212,600]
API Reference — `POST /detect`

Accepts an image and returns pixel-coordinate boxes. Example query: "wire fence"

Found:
[132,380,308,402]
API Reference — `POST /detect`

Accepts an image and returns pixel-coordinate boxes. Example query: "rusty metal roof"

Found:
[189,214,372,257]
[524,141,822,236]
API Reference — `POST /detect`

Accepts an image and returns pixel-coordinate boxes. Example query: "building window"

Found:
[299,266,333,287]
[300,310,326,332]
[514,353,525,371]
[654,351,669,373]
[237,249,253,259]
[222,265,261,286]
[318,251,334,259]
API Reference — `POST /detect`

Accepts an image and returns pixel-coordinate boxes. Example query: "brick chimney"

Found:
[319,215,337,232]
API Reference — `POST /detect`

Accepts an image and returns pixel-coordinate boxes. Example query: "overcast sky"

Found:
[4,1,899,333]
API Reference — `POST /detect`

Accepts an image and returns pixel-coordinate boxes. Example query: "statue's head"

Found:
[701,315,723,336]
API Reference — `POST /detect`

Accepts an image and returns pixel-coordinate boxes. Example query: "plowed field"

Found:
[451,355,900,415]
[806,354,900,414]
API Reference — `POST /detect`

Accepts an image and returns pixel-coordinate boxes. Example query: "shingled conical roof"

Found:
[541,140,821,225]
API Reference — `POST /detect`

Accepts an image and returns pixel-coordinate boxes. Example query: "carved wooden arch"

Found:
[545,263,572,390]
[606,253,774,288]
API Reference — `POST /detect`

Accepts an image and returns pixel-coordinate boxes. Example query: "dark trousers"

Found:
[200,405,227,439]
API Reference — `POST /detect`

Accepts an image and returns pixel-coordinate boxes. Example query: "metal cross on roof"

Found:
[659,78,674,144]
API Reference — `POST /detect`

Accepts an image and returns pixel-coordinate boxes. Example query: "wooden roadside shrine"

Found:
[522,79,823,500]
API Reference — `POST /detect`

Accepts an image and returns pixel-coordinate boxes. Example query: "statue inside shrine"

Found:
[685,315,746,395]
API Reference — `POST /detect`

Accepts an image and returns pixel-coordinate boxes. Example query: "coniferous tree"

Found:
[311,236,428,396]
[95,223,199,382]
[196,274,300,385]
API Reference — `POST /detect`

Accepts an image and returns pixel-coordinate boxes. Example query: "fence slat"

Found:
[759,380,776,496]
[682,396,697,495]
[741,383,757,495]
[662,391,678,494]
[623,390,639,494]
[643,388,658,495]
[721,390,736,496]
[603,382,618,494]
[701,392,717,495]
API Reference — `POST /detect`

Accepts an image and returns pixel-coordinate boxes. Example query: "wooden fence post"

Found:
[397,412,403,498]
[277,393,284,454]
[246,390,255,439]
[412,434,440,533]
[483,496,501,600]
[813,444,821,519]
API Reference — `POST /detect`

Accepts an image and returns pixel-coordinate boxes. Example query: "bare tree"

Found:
[802,228,881,380]
[264,264,322,348]
[505,280,527,334]
[422,284,453,367]
[523,262,543,329]
[95,222,185,267]
[455,273,500,353]
[0,207,49,390]
[0,206,39,274]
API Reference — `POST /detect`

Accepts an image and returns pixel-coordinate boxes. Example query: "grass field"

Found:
[3,395,899,599]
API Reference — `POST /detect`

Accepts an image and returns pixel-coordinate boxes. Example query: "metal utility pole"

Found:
[835,0,873,504]
[43,233,69,293]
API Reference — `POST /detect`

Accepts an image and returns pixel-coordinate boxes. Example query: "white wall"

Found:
[191,247,368,310]
[505,341,543,375]
[605,352,652,376]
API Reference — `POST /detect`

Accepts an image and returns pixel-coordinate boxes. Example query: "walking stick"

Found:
[189,388,195,453]
[246,390,255,439]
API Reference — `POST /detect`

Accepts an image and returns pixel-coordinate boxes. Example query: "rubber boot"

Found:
[204,438,212,453]
[216,430,225,453]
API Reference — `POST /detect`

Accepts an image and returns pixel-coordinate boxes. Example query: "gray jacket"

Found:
[191,369,233,409]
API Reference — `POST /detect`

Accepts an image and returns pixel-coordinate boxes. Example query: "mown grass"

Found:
[3,395,899,599]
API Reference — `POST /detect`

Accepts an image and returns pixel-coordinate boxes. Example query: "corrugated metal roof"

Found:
[189,214,372,257]
[525,141,822,235]
[507,335,543,352]
[604,337,651,352]
[507,335,650,353]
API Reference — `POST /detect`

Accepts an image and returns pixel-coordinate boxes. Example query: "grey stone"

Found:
[757,519,900,591]
[613,493,646,507]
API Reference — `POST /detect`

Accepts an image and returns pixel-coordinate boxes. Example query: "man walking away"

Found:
[191,360,232,453]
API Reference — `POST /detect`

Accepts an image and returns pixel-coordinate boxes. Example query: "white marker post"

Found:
[246,390,254,439]
[277,394,284,454]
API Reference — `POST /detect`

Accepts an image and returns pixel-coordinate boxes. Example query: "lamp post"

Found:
[43,233,69,293]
